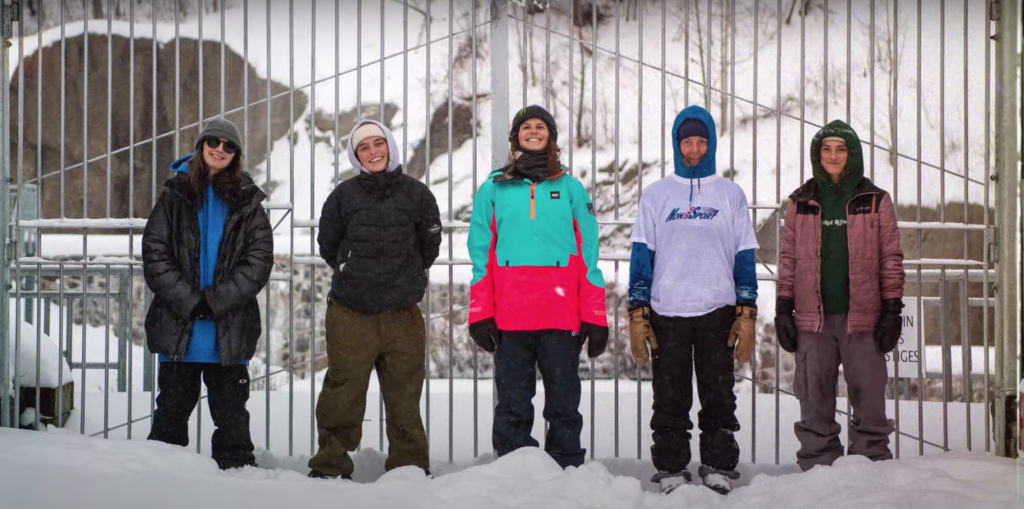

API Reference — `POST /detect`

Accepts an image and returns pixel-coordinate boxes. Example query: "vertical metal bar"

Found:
[243,0,249,176]
[940,0,945,224]
[62,0,67,220]
[264,0,273,452]
[448,0,455,463]
[684,0,689,105]
[636,0,645,461]
[196,0,205,454]
[799,0,805,182]
[660,0,666,180]
[981,0,991,454]
[471,0,478,458]
[891,0,899,205]
[568,0,574,171]
[941,272,951,450]
[889,0,905,458]
[106,0,112,219]
[869,0,875,182]
[992,0,1020,459]
[915,0,924,457]
[960,0,971,453]
[775,0,783,466]
[288,0,295,457]
[846,0,852,121]
[80,271,88,434]
[220,0,225,116]
[0,0,13,421]
[103,265,111,437]
[58,264,66,429]
[309,0,317,456]
[423,0,432,450]
[589,0,597,460]
[34,266,42,432]
[960,271,971,450]
[612,0,621,461]
[403,0,408,169]
[751,0,759,464]
[544,1,551,109]
[704,0,711,108]
[824,0,829,122]
[83,0,89,221]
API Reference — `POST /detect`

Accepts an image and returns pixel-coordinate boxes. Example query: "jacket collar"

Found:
[164,172,267,211]
[790,176,883,204]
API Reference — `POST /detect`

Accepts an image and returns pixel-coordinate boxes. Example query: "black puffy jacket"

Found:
[142,172,274,365]
[318,166,442,313]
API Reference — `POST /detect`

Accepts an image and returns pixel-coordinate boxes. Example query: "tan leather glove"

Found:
[728,305,757,363]
[628,306,658,366]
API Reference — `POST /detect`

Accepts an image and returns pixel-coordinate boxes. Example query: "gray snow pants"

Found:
[793,314,894,471]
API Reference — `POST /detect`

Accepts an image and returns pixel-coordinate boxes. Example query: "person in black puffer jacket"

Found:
[307,119,442,480]
[143,118,273,470]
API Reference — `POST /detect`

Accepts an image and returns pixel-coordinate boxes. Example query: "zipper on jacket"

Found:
[530,183,536,220]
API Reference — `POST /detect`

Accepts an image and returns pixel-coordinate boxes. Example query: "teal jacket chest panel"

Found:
[491,176,576,267]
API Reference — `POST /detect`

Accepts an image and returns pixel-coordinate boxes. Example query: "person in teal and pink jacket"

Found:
[467,105,608,469]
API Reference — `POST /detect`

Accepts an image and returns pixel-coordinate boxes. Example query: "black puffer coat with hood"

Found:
[143,156,274,365]
[318,119,442,314]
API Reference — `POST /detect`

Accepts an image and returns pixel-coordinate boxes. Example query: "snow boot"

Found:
[651,470,692,494]
[308,469,352,480]
[698,465,740,495]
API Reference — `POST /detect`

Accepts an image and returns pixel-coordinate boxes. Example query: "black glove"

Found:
[191,296,214,320]
[774,298,798,353]
[469,318,500,353]
[875,299,904,354]
[579,322,609,359]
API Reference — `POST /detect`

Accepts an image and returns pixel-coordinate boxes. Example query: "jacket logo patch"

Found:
[822,219,847,227]
[665,206,720,222]
[550,191,560,199]
[428,223,442,234]
[586,203,595,215]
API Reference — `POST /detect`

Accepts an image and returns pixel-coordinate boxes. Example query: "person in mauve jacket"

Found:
[143,118,274,470]
[775,119,905,472]
[467,105,609,469]
[307,119,442,480]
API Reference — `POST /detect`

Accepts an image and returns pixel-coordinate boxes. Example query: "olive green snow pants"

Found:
[308,300,428,477]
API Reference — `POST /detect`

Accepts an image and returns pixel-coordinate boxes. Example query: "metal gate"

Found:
[0,0,1019,466]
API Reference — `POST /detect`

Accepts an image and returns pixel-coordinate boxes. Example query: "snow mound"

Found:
[1,429,1020,509]
[7,319,73,389]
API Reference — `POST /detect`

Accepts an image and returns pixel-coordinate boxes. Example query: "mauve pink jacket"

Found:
[778,178,905,333]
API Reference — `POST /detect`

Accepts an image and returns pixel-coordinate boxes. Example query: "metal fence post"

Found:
[0,0,16,429]
[490,0,509,171]
[117,276,130,393]
[992,0,1020,459]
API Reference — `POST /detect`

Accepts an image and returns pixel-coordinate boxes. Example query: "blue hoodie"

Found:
[158,154,234,364]
[627,106,758,309]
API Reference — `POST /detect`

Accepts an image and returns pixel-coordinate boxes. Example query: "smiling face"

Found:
[517,118,550,152]
[202,138,236,174]
[356,136,390,173]
[678,136,708,167]
[819,139,849,182]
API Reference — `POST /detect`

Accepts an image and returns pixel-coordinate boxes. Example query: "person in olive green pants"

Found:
[310,303,428,477]
[307,120,442,479]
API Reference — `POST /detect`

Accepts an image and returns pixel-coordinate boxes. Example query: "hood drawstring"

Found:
[687,175,703,205]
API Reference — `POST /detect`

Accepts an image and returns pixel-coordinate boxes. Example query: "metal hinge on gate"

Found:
[990,2,1000,21]
[1,1,19,39]
[986,226,998,263]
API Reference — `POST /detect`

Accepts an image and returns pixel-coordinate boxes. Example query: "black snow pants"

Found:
[649,306,740,474]
[148,362,256,470]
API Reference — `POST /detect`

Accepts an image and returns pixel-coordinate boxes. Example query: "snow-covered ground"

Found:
[1,427,1021,509]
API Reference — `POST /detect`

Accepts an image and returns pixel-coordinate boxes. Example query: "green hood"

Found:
[810,120,864,190]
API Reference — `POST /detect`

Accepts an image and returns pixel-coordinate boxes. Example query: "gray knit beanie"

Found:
[195,118,243,153]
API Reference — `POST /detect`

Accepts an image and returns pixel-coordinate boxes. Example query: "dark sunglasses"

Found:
[204,137,239,155]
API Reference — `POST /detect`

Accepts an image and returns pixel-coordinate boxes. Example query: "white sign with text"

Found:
[885,298,922,378]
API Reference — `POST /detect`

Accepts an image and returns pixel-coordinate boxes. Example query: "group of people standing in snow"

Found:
[140,100,905,495]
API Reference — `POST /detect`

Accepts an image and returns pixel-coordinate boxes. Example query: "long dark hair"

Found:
[501,136,562,178]
[187,148,246,207]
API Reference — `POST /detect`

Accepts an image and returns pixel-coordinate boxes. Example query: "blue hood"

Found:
[671,105,717,179]
[170,154,193,173]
